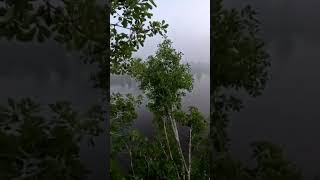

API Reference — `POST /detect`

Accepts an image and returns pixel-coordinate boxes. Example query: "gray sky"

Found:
[134,0,210,64]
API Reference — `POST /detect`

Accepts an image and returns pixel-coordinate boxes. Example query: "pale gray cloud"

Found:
[134,0,210,64]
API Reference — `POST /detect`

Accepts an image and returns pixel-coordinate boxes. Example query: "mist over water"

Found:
[111,62,210,136]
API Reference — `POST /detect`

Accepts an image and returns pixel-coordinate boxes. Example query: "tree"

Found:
[130,38,194,179]
[250,141,301,180]
[211,1,270,178]
[111,39,210,179]
[110,0,168,74]
[211,1,305,180]
[211,141,302,180]
[0,0,108,92]
[212,0,270,154]
[0,98,105,179]
[0,1,107,178]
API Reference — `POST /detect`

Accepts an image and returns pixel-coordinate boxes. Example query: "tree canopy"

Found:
[111,0,168,74]
[212,0,270,153]
[0,98,105,179]
[211,1,304,180]
[0,0,108,91]
[111,39,210,179]
[0,0,107,178]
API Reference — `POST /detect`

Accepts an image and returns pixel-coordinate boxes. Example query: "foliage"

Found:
[111,39,209,179]
[210,1,306,180]
[250,141,302,180]
[0,0,108,92]
[212,141,302,180]
[0,98,104,179]
[111,0,168,74]
[0,1,107,178]
[130,38,193,112]
[211,0,270,155]
[110,93,142,158]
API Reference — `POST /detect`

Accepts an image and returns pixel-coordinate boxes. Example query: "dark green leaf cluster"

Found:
[211,0,271,156]
[111,0,168,74]
[212,142,302,180]
[110,93,142,138]
[0,0,108,93]
[212,0,270,95]
[0,98,104,179]
[130,39,193,113]
[250,141,302,180]
[0,0,105,48]
[173,107,207,146]
[210,2,305,180]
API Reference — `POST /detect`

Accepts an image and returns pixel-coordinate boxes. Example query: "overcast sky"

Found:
[223,0,320,178]
[134,0,210,64]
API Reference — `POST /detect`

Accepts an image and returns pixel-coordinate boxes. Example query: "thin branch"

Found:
[159,138,169,159]
[110,131,135,176]
[111,23,132,30]
[127,145,135,177]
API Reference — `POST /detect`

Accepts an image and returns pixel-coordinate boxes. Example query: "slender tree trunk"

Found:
[163,117,173,160]
[124,143,135,177]
[162,117,181,179]
[166,107,188,176]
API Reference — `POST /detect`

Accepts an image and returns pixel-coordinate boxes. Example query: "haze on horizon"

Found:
[133,0,210,64]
